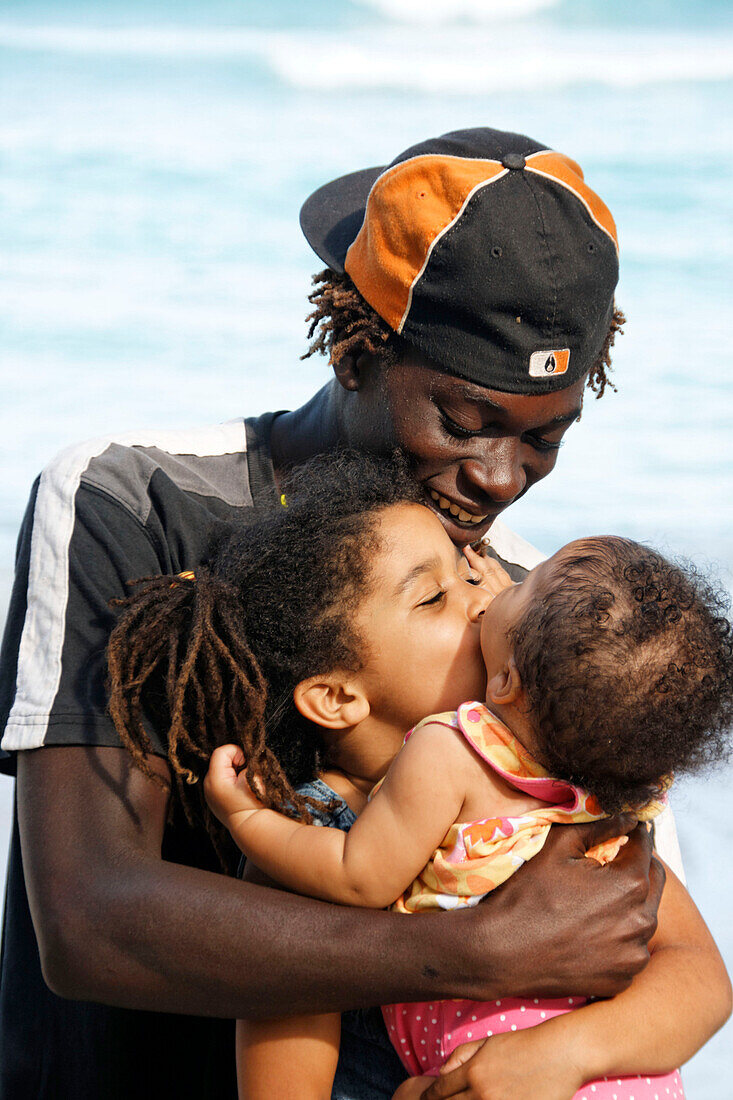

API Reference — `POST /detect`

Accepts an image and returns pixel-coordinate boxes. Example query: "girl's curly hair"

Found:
[509,537,733,813]
[303,269,624,399]
[107,450,422,866]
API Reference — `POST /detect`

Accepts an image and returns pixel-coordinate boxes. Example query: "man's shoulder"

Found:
[38,419,253,527]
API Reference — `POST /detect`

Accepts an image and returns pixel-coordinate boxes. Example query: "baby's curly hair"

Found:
[303,269,624,399]
[510,537,733,813]
[107,450,422,860]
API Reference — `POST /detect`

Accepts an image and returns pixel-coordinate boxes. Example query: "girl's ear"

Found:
[293,675,370,731]
[486,655,524,707]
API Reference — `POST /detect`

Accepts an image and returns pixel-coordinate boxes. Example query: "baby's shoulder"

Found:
[400,711,484,775]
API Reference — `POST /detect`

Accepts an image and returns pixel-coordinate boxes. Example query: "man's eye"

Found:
[525,432,564,453]
[438,409,482,440]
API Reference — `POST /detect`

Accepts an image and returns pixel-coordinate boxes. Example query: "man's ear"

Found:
[332,351,380,393]
[293,675,370,731]
[486,655,524,707]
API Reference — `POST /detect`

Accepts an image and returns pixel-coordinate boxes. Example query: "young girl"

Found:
[107,451,732,1100]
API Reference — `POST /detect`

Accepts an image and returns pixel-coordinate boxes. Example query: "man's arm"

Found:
[19,744,664,1018]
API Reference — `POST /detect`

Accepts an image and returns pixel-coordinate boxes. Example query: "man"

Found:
[0,127,667,1099]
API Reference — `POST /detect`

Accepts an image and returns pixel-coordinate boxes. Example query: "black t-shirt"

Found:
[0,413,281,1100]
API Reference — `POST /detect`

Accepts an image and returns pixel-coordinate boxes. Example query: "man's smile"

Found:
[424,488,492,529]
[427,489,489,526]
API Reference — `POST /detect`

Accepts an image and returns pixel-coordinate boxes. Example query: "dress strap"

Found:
[454,702,590,811]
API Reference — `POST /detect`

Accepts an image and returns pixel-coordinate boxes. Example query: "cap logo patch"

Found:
[529,348,570,378]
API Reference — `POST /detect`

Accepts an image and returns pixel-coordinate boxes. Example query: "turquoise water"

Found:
[0,1,732,1094]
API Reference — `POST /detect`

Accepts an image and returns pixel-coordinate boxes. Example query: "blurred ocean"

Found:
[0,0,731,1093]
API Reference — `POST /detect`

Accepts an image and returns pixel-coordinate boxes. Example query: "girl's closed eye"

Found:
[417,589,446,608]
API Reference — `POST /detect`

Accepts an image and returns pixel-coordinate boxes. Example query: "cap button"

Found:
[502,153,526,170]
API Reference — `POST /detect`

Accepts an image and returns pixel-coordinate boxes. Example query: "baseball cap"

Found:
[300,127,619,394]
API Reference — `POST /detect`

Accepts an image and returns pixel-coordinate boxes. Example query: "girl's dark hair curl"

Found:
[509,537,733,813]
[107,450,422,863]
[303,268,624,397]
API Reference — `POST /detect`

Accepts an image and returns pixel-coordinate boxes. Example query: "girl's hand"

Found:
[204,744,265,826]
[463,546,515,599]
[422,1020,587,1100]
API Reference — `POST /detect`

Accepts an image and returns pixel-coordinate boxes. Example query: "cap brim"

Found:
[300,165,384,273]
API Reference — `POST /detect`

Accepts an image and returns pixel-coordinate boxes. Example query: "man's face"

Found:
[342,348,586,547]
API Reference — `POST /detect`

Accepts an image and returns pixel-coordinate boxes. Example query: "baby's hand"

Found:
[204,744,266,826]
[463,545,515,599]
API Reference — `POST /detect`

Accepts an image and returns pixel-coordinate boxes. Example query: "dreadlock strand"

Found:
[302,269,401,367]
[587,304,625,398]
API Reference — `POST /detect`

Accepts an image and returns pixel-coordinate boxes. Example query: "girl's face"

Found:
[351,503,492,733]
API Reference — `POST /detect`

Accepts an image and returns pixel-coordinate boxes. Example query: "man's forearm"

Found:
[43,854,467,1017]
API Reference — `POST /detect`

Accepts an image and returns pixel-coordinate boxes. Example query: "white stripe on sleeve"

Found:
[2,420,247,751]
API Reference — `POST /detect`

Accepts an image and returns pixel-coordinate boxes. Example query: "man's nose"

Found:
[462,439,527,504]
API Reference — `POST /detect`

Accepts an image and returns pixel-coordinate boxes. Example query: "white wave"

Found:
[269,29,733,93]
[1,22,731,93]
[352,0,559,25]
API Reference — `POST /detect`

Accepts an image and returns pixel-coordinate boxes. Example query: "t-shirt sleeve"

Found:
[0,478,167,762]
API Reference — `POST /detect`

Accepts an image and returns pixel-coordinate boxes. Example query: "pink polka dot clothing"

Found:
[381,703,682,1099]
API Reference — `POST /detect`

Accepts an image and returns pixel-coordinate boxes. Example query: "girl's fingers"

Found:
[422,1064,470,1099]
[463,545,484,568]
[440,1040,484,1074]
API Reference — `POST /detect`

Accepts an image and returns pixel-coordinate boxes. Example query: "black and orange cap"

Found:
[300,127,619,395]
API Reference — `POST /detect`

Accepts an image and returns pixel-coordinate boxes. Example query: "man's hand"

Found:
[458,816,665,1001]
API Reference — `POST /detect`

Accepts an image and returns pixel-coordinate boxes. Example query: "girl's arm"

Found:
[204,721,474,908]
[235,861,342,1100]
[237,1015,340,1100]
[422,863,732,1100]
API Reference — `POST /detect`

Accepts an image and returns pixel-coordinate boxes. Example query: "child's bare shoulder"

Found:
[399,714,482,773]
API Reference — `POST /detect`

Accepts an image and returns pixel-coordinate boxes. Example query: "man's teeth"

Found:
[429,490,488,525]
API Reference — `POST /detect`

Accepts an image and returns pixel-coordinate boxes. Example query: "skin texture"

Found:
[17,352,668,1088]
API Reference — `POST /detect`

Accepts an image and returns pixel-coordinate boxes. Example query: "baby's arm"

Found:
[204,722,475,908]
[422,862,732,1100]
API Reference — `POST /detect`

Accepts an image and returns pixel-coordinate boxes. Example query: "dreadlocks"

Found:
[107,450,422,860]
[303,268,625,398]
